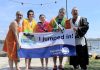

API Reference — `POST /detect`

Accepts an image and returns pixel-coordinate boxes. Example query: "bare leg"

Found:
[40,58,44,68]
[25,58,29,70]
[8,59,13,70]
[53,56,57,66]
[29,58,32,68]
[25,58,32,70]
[59,56,64,69]
[45,58,48,68]
[53,56,57,69]
[59,56,63,65]
[15,61,21,70]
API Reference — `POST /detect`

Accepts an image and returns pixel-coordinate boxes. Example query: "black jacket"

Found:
[76,17,89,38]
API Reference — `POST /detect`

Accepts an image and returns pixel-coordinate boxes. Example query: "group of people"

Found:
[3,7,89,70]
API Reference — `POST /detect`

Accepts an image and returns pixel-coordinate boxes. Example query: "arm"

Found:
[76,17,89,37]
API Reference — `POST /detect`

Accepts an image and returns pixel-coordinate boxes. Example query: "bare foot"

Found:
[25,68,29,70]
[16,67,21,70]
[9,67,14,70]
[29,66,34,69]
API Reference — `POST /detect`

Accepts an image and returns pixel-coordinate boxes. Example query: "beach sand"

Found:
[0,57,68,70]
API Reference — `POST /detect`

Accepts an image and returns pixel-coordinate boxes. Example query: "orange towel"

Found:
[3,26,22,61]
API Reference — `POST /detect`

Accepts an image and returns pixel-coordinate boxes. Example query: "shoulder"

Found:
[9,21,17,29]
[80,17,87,21]
[81,16,87,19]
[37,22,40,25]
[22,19,28,25]
[50,17,56,25]
[80,17,89,25]
[10,21,17,26]
[63,17,67,21]
[32,19,36,23]
[45,21,49,24]
[50,17,56,22]
[23,18,28,22]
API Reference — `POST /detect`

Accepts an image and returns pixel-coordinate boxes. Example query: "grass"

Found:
[64,58,100,70]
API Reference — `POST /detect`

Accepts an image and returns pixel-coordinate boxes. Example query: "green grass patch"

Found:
[64,58,100,70]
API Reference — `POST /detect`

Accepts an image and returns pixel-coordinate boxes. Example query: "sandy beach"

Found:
[0,57,68,70]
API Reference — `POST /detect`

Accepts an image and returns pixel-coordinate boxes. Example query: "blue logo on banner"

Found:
[61,47,69,54]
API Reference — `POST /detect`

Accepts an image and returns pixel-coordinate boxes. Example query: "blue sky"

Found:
[0,0,100,40]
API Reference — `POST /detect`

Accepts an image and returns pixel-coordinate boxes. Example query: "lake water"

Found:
[0,40,100,55]
[0,43,3,51]
[87,40,100,55]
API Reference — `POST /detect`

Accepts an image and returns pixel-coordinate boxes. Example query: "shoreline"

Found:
[0,57,68,70]
[0,51,7,57]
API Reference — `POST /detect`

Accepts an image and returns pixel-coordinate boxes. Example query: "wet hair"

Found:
[27,9,34,18]
[39,14,46,18]
[16,11,22,16]
[71,7,78,13]
[59,8,66,13]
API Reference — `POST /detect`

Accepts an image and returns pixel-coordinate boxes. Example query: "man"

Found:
[22,9,37,70]
[3,11,23,70]
[50,8,67,70]
[68,7,89,70]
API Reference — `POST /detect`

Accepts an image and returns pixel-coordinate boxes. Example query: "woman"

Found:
[3,11,23,70]
[36,14,52,69]
[22,9,37,70]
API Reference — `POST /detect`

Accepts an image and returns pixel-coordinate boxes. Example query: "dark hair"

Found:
[39,14,45,18]
[59,8,66,13]
[27,9,34,18]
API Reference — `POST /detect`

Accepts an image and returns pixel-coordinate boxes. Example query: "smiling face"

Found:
[28,12,34,20]
[58,8,66,19]
[71,7,78,19]
[39,14,46,23]
[16,11,23,20]
[27,10,34,21]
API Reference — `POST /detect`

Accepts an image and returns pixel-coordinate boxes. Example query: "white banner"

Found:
[19,29,75,49]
